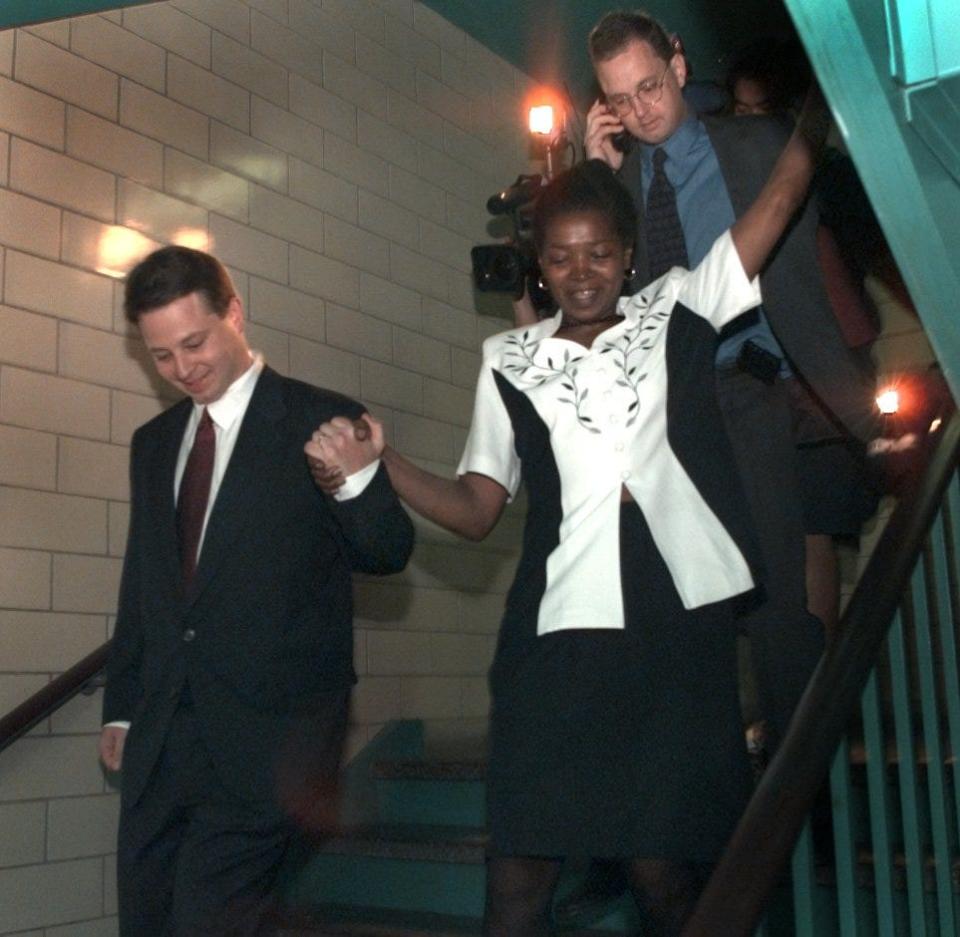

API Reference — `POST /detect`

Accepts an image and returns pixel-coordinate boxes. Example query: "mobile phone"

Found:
[598,96,635,154]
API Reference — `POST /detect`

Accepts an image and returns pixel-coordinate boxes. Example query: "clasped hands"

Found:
[304,414,384,494]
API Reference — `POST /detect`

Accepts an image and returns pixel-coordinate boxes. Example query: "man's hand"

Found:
[304,415,385,488]
[99,725,127,772]
[585,99,627,170]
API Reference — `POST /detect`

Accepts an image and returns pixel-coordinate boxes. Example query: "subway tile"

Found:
[366,630,434,675]
[51,686,107,734]
[351,675,402,722]
[389,243,450,302]
[286,1,357,60]
[0,128,7,184]
[59,437,130,501]
[249,184,324,253]
[401,676,461,718]
[358,271,421,329]
[354,580,459,630]
[0,186,59,259]
[358,191,419,251]
[322,0,386,43]
[355,35,416,99]
[416,71,471,132]
[458,589,504,634]
[419,219,473,274]
[5,252,113,330]
[0,75,65,149]
[15,31,118,120]
[248,277,326,343]
[447,268,487,316]
[418,141,490,204]
[66,108,164,189]
[173,0,251,44]
[388,165,446,224]
[323,216,390,277]
[323,52,387,121]
[53,554,123,614]
[444,190,489,242]
[0,548,51,610]
[374,0,413,25]
[440,49,484,99]
[10,138,115,223]
[460,676,491,718]
[47,916,121,937]
[0,424,57,490]
[61,214,160,281]
[289,157,357,224]
[250,0,290,22]
[360,358,421,412]
[325,305,393,363]
[442,120,501,182]
[165,149,249,221]
[0,29,12,75]
[119,79,209,161]
[0,486,106,554]
[422,377,473,426]
[422,297,478,351]
[209,214,287,282]
[289,74,357,144]
[393,326,450,380]
[251,97,324,169]
[24,18,68,48]
[386,88,443,149]
[212,31,286,107]
[59,322,159,397]
[0,304,58,372]
[250,10,324,86]
[211,121,287,191]
[245,321,289,374]
[393,411,455,462]
[357,111,419,174]
[288,335,361,398]
[109,501,130,556]
[0,801,45,867]
[122,2,212,68]
[289,245,359,307]
[110,391,165,444]
[168,54,250,133]
[47,794,120,861]
[70,14,165,92]
[382,17,439,79]
[322,132,389,197]
[0,611,107,671]
[0,859,103,931]
[412,4,466,57]
[118,179,208,245]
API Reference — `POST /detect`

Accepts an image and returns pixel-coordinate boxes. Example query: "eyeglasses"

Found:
[606,62,671,115]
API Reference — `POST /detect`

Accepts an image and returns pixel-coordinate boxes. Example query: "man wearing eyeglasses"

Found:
[553,8,879,926]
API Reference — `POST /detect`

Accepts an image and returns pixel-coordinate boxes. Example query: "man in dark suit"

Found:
[98,246,414,937]
[553,11,879,922]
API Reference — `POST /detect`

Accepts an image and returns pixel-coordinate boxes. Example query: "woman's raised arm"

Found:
[731,85,832,280]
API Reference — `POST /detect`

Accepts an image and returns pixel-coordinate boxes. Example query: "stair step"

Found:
[814,847,960,893]
[276,903,628,937]
[372,759,486,781]
[319,823,487,864]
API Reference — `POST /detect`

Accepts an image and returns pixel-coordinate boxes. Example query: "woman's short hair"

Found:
[588,9,674,64]
[532,160,637,254]
[124,245,236,324]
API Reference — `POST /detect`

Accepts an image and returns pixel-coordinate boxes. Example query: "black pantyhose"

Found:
[483,857,562,937]
[625,858,711,937]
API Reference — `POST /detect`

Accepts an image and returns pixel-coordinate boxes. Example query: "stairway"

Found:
[278,720,638,935]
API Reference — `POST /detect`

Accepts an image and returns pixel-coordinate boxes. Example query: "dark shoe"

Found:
[553,859,628,928]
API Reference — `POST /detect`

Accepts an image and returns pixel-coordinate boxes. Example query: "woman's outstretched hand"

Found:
[305,415,384,493]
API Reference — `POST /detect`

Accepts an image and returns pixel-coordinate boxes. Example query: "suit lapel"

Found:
[187,368,287,605]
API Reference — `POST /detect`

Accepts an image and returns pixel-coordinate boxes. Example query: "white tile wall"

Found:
[0,2,536,930]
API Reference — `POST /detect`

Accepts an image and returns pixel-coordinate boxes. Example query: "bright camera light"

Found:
[529,105,555,135]
[876,388,900,415]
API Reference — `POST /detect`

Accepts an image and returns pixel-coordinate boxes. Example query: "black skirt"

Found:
[486,500,752,861]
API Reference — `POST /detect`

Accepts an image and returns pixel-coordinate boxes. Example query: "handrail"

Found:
[0,641,110,755]
[682,409,960,936]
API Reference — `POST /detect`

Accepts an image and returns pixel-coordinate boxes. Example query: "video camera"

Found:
[470,174,553,312]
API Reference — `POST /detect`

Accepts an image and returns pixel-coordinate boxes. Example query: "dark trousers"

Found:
[117,692,349,937]
[716,369,825,750]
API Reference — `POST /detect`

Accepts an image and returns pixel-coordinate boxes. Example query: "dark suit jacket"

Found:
[102,367,414,806]
[620,114,879,442]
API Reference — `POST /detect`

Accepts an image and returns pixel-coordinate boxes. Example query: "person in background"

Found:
[99,246,414,937]
[308,87,832,937]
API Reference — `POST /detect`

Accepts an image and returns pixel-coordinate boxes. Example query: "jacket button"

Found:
[183,628,196,642]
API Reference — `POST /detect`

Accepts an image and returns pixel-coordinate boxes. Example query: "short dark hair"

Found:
[588,9,674,64]
[532,160,637,254]
[124,245,236,324]
[725,39,810,114]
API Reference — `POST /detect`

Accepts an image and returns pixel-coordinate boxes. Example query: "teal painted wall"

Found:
[0,0,159,29]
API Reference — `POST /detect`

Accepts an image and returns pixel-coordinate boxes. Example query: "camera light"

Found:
[529,105,555,136]
[876,387,900,415]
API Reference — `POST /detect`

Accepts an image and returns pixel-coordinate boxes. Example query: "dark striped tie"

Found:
[645,148,689,280]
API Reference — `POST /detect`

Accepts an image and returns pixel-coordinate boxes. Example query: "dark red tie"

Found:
[176,408,215,588]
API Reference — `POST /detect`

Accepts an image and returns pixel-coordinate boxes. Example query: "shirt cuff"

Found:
[333,459,380,501]
[103,721,131,730]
